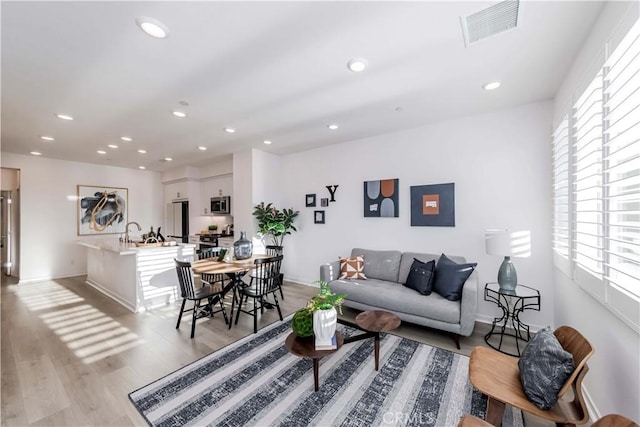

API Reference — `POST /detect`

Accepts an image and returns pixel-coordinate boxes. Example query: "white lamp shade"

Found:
[485,229,531,258]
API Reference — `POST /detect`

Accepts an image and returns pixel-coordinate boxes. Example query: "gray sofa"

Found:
[319,248,477,348]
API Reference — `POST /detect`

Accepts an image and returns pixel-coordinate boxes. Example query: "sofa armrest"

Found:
[320,260,341,282]
[459,269,479,336]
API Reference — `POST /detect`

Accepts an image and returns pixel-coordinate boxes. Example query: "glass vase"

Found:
[233,231,253,260]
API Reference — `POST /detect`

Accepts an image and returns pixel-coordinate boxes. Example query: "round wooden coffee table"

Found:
[354,310,401,370]
[285,331,344,392]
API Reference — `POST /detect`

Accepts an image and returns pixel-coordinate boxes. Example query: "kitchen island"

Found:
[76,240,196,312]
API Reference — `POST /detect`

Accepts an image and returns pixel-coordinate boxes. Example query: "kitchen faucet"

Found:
[124,221,141,243]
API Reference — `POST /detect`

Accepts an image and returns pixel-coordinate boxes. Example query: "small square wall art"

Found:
[364,178,399,217]
[410,183,455,226]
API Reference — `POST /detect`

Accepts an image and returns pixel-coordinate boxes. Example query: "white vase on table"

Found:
[313,307,337,347]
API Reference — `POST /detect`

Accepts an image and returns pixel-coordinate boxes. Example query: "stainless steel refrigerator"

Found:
[166,201,189,243]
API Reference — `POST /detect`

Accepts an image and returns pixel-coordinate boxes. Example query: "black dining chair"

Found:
[265,245,285,300]
[197,247,227,287]
[234,255,284,333]
[175,259,231,338]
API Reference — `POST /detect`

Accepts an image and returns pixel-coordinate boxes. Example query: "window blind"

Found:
[552,116,570,260]
[572,71,604,280]
[603,21,640,298]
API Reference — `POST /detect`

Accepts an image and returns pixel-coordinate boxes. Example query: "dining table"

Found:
[191,255,272,329]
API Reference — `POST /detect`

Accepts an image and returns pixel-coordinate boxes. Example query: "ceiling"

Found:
[1,1,604,172]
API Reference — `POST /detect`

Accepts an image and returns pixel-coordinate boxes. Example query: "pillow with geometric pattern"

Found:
[339,255,367,280]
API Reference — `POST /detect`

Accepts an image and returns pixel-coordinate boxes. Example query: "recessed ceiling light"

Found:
[327,124,339,130]
[224,127,236,133]
[107,144,118,149]
[40,136,55,141]
[121,136,132,142]
[198,146,207,151]
[347,58,368,72]
[135,17,169,39]
[263,140,272,145]
[138,149,147,154]
[172,111,186,118]
[139,166,146,170]
[30,151,42,156]
[164,157,173,162]
[56,113,74,120]
[179,100,189,106]
[97,150,107,155]
[395,107,404,112]
[483,81,501,90]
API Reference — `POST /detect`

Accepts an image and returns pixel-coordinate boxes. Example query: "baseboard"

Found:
[85,278,137,313]
[582,386,601,421]
[18,273,85,284]
[283,278,320,288]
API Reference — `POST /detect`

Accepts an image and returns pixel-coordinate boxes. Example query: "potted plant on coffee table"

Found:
[308,281,346,348]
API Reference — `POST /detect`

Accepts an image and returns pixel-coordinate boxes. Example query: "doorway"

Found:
[1,168,20,284]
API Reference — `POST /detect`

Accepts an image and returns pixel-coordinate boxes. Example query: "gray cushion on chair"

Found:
[518,327,575,410]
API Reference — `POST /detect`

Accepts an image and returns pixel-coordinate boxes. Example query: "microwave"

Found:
[210,196,231,215]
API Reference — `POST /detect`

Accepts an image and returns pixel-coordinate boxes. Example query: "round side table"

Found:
[285,331,344,392]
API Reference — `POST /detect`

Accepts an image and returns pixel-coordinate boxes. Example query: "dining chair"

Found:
[234,255,284,333]
[175,259,231,338]
[265,245,285,300]
[197,247,227,287]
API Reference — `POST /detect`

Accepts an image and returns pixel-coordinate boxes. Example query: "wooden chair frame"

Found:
[469,325,594,427]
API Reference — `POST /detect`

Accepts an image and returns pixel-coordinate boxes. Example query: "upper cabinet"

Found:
[201,174,233,215]
[164,181,190,201]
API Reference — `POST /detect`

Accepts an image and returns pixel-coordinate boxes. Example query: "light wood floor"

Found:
[1,275,552,426]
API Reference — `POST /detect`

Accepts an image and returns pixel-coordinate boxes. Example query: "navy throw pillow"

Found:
[518,327,575,410]
[403,258,435,295]
[432,254,477,301]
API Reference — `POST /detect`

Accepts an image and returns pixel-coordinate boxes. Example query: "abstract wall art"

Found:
[77,185,128,235]
[410,183,455,227]
[364,179,399,217]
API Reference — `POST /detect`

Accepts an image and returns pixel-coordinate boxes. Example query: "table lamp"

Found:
[485,229,531,292]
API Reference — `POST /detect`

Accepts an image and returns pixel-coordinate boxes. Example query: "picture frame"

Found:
[364,178,399,217]
[410,183,455,227]
[306,193,316,207]
[321,198,329,207]
[77,185,128,235]
[314,210,325,224]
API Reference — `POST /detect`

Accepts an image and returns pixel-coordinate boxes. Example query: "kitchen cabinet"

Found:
[201,175,233,215]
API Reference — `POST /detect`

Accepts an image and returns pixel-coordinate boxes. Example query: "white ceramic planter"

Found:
[313,307,337,347]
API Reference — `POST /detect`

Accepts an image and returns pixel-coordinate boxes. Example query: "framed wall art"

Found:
[314,210,325,224]
[306,194,316,207]
[410,183,455,227]
[364,178,399,217]
[321,198,329,207]
[77,185,128,235]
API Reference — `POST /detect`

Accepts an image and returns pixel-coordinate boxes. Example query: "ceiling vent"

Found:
[460,0,520,46]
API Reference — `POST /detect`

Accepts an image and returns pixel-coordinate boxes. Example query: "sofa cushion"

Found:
[398,252,440,284]
[351,248,402,282]
[432,254,477,301]
[339,256,367,280]
[403,258,435,295]
[329,278,461,324]
[518,327,575,410]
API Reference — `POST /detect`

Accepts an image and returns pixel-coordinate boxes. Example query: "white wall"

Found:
[281,101,554,327]
[0,153,163,282]
[552,1,640,421]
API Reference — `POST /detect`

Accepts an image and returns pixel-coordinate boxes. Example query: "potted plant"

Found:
[307,280,347,347]
[252,202,300,246]
[208,224,218,233]
[291,281,346,341]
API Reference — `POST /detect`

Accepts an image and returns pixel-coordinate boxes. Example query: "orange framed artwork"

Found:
[410,183,455,226]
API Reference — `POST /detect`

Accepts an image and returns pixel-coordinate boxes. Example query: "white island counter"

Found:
[76,240,196,312]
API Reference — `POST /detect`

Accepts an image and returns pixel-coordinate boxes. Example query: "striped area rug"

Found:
[129,318,523,427]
